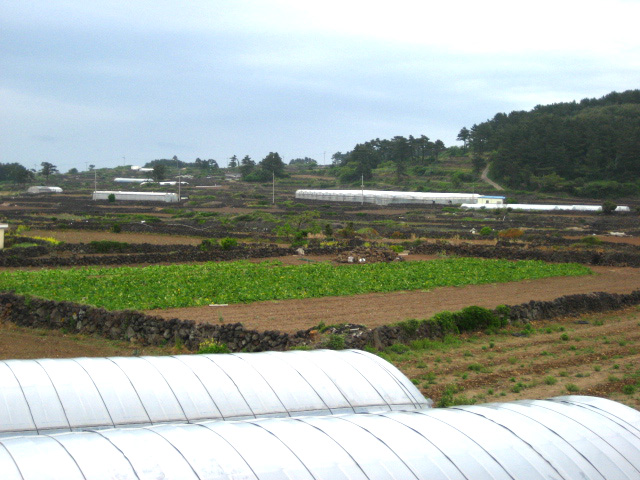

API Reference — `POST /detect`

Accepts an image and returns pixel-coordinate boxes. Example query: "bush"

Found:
[110,223,122,233]
[601,201,617,214]
[108,193,116,203]
[199,238,219,251]
[219,237,238,250]
[432,311,459,334]
[498,228,524,240]
[578,236,603,246]
[455,306,501,332]
[389,244,404,253]
[197,338,231,354]
[324,334,346,350]
[479,226,493,236]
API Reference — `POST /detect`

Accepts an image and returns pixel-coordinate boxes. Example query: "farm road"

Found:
[146,260,640,333]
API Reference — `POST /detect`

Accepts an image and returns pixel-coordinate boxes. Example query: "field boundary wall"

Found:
[1,290,639,352]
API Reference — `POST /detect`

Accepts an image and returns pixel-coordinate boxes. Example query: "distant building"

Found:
[477,196,505,205]
[113,178,154,184]
[295,189,494,206]
[0,223,8,249]
[27,186,63,194]
[92,191,179,203]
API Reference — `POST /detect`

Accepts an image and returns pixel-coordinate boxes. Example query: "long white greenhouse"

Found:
[461,203,632,212]
[0,395,638,479]
[0,350,428,436]
[295,189,483,206]
[92,191,179,203]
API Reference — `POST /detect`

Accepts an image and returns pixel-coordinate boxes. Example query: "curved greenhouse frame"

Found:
[0,396,638,479]
[0,349,428,436]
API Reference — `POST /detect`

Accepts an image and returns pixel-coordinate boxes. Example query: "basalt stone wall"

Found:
[1,289,639,353]
[0,244,294,268]
[0,292,305,352]
[410,241,640,267]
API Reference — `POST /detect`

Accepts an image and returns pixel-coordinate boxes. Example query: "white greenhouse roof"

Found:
[0,350,428,436]
[0,396,638,479]
[296,189,482,205]
[461,203,631,212]
[94,190,175,197]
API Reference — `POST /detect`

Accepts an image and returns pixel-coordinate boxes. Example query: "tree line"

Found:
[461,90,640,197]
[330,135,447,183]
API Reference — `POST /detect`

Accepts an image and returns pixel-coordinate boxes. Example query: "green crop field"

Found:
[0,258,591,311]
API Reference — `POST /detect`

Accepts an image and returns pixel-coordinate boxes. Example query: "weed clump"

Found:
[197,338,231,354]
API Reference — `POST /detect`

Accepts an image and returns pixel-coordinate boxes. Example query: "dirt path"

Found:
[146,264,640,332]
[481,163,504,191]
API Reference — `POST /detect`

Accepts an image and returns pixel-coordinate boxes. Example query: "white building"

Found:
[0,223,8,249]
[113,178,154,184]
[26,186,63,194]
[92,191,179,203]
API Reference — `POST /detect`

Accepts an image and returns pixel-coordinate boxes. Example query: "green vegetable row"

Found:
[0,258,591,311]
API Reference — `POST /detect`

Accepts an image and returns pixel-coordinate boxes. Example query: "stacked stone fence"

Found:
[1,289,639,354]
[410,241,640,267]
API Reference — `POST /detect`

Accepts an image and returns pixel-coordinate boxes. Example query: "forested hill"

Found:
[466,90,640,197]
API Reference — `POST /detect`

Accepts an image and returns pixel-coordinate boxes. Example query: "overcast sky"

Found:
[2,0,639,171]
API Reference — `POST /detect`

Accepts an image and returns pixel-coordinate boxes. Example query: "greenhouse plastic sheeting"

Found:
[0,396,639,479]
[0,349,428,436]
[296,189,481,206]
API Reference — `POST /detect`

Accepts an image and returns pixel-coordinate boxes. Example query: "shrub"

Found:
[108,193,116,203]
[219,237,238,250]
[479,226,493,236]
[396,318,421,337]
[565,383,579,393]
[432,311,459,334]
[622,384,636,395]
[601,200,617,214]
[578,236,603,246]
[389,244,404,253]
[199,238,218,251]
[197,338,231,354]
[110,223,122,233]
[324,334,346,350]
[455,306,502,332]
[498,228,524,240]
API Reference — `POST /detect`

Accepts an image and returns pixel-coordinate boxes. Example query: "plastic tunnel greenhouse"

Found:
[0,350,428,436]
[0,396,638,479]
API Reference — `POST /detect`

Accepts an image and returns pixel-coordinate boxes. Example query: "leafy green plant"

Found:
[197,338,231,354]
[0,257,592,311]
[324,334,346,350]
